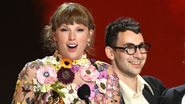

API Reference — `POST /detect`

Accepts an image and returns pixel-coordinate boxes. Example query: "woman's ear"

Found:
[52,32,57,41]
[105,46,114,60]
[89,29,94,37]
[87,29,94,46]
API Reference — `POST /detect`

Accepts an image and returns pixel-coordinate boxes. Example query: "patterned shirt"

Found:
[12,52,120,104]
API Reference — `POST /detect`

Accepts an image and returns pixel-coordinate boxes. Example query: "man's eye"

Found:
[141,44,149,49]
[126,45,135,49]
[140,45,146,48]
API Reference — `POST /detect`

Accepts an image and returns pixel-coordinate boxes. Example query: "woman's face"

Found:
[53,23,93,60]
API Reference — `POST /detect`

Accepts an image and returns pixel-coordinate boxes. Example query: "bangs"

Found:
[53,4,94,30]
[51,3,95,31]
[57,10,89,27]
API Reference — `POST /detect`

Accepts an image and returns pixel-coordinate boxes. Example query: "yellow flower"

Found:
[73,54,90,66]
[61,58,72,68]
[16,79,21,85]
[51,64,61,71]
[16,102,26,104]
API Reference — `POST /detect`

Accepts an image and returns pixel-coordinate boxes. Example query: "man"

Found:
[160,84,185,104]
[105,17,166,104]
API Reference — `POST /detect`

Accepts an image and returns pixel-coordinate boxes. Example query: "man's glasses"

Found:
[111,43,151,55]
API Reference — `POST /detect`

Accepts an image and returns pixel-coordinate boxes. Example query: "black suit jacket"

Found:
[120,76,166,104]
[160,84,185,104]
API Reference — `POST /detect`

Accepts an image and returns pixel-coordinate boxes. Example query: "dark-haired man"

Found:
[105,17,166,104]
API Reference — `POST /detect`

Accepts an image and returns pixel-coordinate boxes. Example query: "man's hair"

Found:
[105,17,141,47]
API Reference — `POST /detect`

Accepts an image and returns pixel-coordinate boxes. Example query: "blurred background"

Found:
[1,0,185,103]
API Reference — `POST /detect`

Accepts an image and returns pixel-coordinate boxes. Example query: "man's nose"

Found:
[133,48,143,58]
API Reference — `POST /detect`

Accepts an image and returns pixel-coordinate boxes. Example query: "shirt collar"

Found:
[137,75,154,95]
[119,75,154,97]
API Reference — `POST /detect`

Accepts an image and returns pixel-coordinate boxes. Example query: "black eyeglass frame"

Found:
[110,43,151,55]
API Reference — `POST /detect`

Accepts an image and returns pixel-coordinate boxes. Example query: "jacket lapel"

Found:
[120,93,125,104]
[143,85,158,104]
[119,85,158,104]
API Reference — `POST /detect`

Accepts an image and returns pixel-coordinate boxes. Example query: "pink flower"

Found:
[94,93,106,104]
[98,70,108,79]
[80,64,99,82]
[88,83,96,99]
[71,65,80,73]
[36,65,57,84]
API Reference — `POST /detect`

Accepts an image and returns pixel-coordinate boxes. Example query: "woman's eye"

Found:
[77,28,84,32]
[60,28,68,31]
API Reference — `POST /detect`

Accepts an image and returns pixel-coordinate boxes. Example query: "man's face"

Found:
[112,30,147,77]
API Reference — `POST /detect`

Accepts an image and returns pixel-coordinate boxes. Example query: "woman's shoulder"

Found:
[91,59,110,71]
[19,55,58,76]
[92,60,118,81]
[25,55,58,68]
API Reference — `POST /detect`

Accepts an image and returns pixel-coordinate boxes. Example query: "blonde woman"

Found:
[12,2,120,104]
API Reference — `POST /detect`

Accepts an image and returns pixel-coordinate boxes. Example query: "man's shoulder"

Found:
[142,75,164,86]
[142,75,166,95]
[142,75,161,83]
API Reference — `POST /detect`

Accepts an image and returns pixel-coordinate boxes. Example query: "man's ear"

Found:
[105,46,114,60]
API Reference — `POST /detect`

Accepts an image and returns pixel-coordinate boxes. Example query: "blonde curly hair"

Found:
[41,2,95,55]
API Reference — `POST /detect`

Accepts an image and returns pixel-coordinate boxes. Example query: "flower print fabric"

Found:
[12,52,120,104]
[36,65,57,84]
[57,67,75,84]
[80,64,99,82]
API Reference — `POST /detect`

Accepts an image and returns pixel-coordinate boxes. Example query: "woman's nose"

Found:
[68,31,76,40]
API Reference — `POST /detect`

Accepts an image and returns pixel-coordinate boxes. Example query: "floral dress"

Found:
[12,52,120,104]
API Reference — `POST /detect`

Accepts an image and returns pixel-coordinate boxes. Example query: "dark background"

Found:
[1,0,185,103]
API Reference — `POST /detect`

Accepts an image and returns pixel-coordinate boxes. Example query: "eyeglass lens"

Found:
[124,43,150,55]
